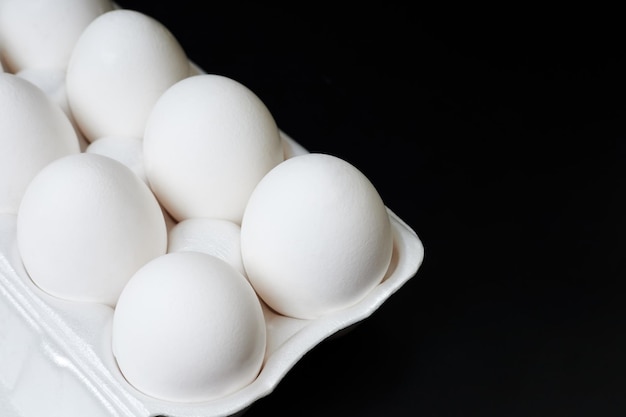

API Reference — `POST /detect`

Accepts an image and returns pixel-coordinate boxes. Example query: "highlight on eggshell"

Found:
[143,73,285,224]
[16,152,168,307]
[168,217,247,277]
[112,251,267,402]
[240,152,395,320]
[66,8,191,142]
[0,72,80,215]
[0,0,114,72]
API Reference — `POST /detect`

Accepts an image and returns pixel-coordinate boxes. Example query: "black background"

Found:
[115,2,625,416]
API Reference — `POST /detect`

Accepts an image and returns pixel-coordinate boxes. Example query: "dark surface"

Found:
[115,3,626,416]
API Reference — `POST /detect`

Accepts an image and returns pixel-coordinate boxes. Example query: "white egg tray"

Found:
[0,130,423,417]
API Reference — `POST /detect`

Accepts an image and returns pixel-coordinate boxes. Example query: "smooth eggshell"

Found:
[66,9,191,142]
[112,251,267,402]
[0,0,113,72]
[240,153,394,319]
[143,74,284,224]
[0,73,80,214]
[16,153,167,307]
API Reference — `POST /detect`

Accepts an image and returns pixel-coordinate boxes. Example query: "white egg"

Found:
[66,9,191,142]
[168,218,246,277]
[112,251,267,402]
[143,74,285,223]
[16,67,90,151]
[0,0,113,72]
[16,153,167,307]
[0,73,80,215]
[241,153,394,319]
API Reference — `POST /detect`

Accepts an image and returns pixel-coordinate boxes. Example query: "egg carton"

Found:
[0,132,423,417]
[1,5,423,411]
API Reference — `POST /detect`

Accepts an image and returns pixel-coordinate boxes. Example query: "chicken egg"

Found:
[0,73,80,214]
[241,153,394,319]
[66,8,191,142]
[112,251,267,402]
[16,152,167,307]
[143,74,284,223]
[0,0,113,72]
